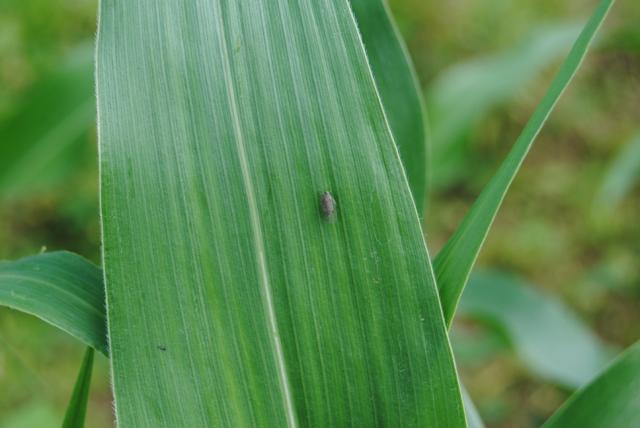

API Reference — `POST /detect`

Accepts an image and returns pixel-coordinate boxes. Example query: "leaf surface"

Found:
[97,0,464,426]
[350,0,428,214]
[434,0,616,326]
[0,252,107,355]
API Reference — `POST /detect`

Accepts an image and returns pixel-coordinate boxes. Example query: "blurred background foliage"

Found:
[0,0,638,427]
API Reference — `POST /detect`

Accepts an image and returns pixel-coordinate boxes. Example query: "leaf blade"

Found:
[350,0,428,215]
[0,252,107,356]
[61,347,95,428]
[97,1,464,426]
[434,0,616,326]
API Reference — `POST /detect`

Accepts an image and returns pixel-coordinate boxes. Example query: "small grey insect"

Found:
[319,191,337,220]
[157,345,167,352]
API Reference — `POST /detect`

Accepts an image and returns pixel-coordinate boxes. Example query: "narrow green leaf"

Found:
[61,347,95,428]
[350,0,428,215]
[543,341,640,428]
[434,0,616,326]
[0,252,107,356]
[459,272,614,388]
[97,1,464,427]
[0,46,95,200]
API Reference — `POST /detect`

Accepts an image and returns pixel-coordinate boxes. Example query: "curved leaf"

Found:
[543,341,640,428]
[97,1,464,427]
[459,272,614,388]
[0,252,107,356]
[350,0,428,215]
[434,0,616,326]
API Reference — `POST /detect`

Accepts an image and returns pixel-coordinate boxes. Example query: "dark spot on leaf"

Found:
[157,345,167,351]
[319,191,337,221]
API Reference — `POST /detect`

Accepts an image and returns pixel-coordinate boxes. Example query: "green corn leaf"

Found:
[97,1,463,427]
[350,5,482,423]
[543,341,640,428]
[434,0,616,326]
[61,347,95,428]
[3,252,488,427]
[459,272,614,388]
[350,0,428,215]
[0,46,95,200]
[0,252,107,356]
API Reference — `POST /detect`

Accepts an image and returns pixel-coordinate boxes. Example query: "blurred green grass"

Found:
[0,0,638,427]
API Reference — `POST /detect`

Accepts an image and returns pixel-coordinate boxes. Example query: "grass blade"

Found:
[97,1,464,426]
[61,347,95,428]
[350,0,428,215]
[434,0,616,326]
[0,252,107,356]
[459,272,614,388]
[543,341,640,428]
